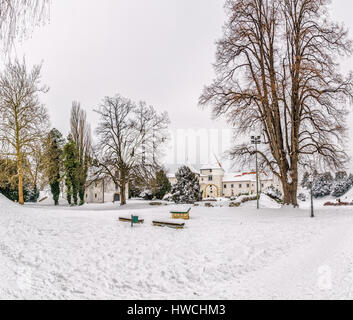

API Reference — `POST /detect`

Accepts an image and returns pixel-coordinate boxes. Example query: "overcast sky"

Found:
[7,0,353,171]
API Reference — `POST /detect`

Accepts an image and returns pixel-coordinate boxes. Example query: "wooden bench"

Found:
[119,217,144,224]
[38,196,48,203]
[170,208,191,220]
[152,221,185,229]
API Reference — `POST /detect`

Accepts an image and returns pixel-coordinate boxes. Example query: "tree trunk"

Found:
[17,152,24,205]
[73,182,78,205]
[79,183,85,206]
[282,180,298,207]
[120,181,127,206]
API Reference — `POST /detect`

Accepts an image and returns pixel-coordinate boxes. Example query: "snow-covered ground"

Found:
[1,194,353,300]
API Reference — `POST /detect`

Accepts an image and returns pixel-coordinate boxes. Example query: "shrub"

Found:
[149,202,163,206]
[229,202,241,207]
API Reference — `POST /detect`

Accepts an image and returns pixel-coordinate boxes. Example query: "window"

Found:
[224,184,227,189]
[210,169,213,173]
[231,184,234,188]
[95,194,97,199]
[239,184,242,188]
[262,184,264,188]
[247,184,250,188]
[208,176,213,181]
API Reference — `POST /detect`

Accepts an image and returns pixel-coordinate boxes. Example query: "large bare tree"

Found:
[200,0,353,206]
[70,101,92,205]
[0,59,49,204]
[94,94,169,205]
[0,0,49,51]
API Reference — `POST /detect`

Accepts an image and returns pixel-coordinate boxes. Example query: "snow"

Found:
[258,194,282,209]
[0,194,18,211]
[200,163,223,170]
[223,172,270,183]
[1,197,353,299]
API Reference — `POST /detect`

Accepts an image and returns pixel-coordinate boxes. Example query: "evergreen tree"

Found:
[331,172,353,198]
[63,135,80,205]
[312,172,333,198]
[43,129,64,205]
[303,170,353,199]
[301,172,310,188]
[153,170,172,200]
[171,166,201,204]
[78,154,89,205]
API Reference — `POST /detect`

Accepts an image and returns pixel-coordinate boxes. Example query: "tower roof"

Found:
[200,163,224,171]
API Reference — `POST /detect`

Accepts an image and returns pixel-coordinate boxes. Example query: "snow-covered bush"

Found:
[162,193,173,201]
[301,172,310,188]
[331,173,353,198]
[264,186,283,203]
[298,193,307,202]
[149,202,163,206]
[139,190,153,200]
[229,202,241,207]
[302,170,353,199]
[171,166,201,204]
[312,172,333,198]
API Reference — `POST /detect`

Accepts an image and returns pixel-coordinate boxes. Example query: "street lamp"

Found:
[251,136,261,210]
[309,177,315,218]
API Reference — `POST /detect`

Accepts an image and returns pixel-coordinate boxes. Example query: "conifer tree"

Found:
[63,135,79,205]
[312,172,333,198]
[331,172,353,198]
[153,170,171,200]
[171,166,201,204]
[43,129,64,205]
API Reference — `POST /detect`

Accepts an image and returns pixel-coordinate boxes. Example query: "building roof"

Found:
[223,172,269,183]
[200,163,224,171]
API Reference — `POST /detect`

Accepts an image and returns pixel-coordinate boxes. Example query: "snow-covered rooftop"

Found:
[223,172,270,183]
[200,163,224,171]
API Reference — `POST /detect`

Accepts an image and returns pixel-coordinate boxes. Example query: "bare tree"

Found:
[200,0,353,206]
[70,101,92,205]
[0,59,49,204]
[24,141,44,198]
[94,94,169,205]
[0,0,50,52]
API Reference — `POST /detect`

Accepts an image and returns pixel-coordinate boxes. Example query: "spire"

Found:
[213,152,223,169]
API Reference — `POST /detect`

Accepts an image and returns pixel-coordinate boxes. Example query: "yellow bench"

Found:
[170,208,191,220]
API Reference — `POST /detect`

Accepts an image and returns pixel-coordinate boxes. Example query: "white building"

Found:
[169,163,282,199]
[85,175,129,204]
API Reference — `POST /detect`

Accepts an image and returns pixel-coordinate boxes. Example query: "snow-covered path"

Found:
[1,195,353,300]
[233,218,353,299]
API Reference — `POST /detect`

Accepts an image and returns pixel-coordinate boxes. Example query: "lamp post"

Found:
[309,178,315,218]
[251,136,261,210]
